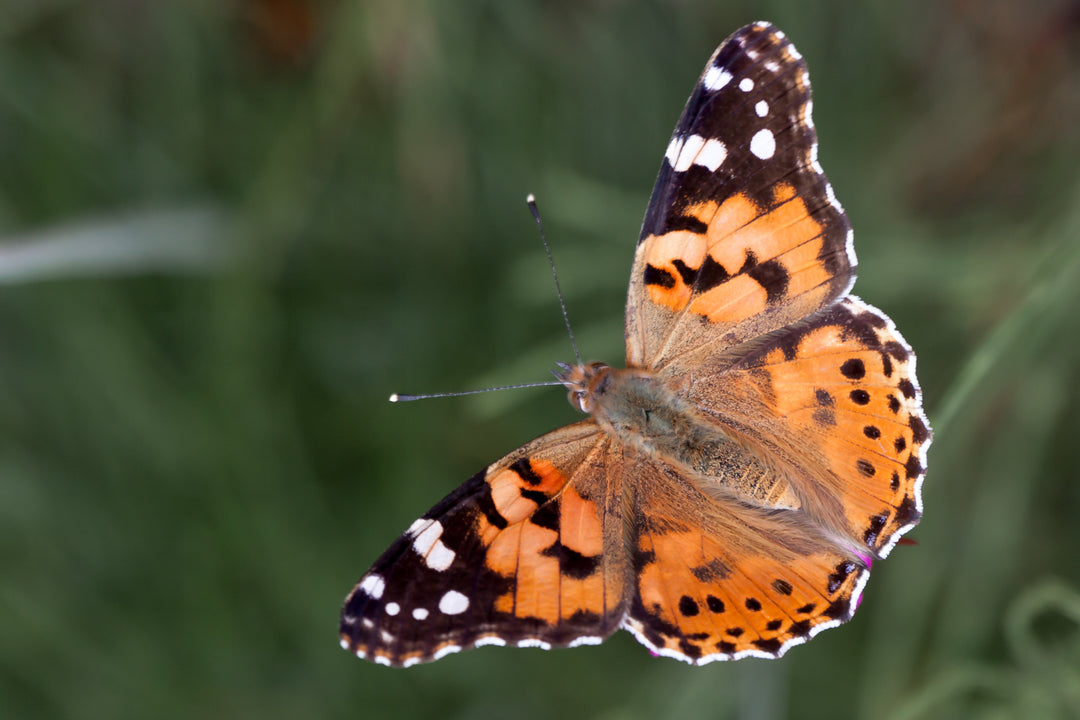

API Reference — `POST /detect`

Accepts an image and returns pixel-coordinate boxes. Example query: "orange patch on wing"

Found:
[642,185,829,322]
[559,487,604,557]
[691,273,768,323]
[488,487,609,623]
[488,459,568,525]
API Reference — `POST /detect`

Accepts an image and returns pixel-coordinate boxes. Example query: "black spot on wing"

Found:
[754,637,783,654]
[679,638,703,659]
[519,488,549,505]
[772,579,793,595]
[690,558,729,581]
[884,340,909,361]
[679,596,700,617]
[881,353,894,377]
[509,458,543,486]
[840,358,866,379]
[644,264,676,289]
[909,414,930,444]
[827,562,856,594]
[540,541,600,580]
[740,251,789,304]
[905,454,923,480]
[850,389,871,405]
[664,213,709,234]
[671,259,699,286]
[863,513,888,547]
[895,495,921,527]
[530,501,560,531]
[476,479,508,530]
[695,254,733,291]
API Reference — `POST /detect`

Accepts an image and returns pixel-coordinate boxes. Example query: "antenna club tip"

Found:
[526,193,536,203]
[388,393,400,403]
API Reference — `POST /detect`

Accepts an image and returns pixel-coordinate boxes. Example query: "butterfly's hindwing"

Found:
[621,460,868,664]
[670,296,931,559]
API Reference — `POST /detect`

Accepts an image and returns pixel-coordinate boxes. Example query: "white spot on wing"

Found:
[410,520,456,571]
[755,100,768,117]
[438,590,470,615]
[339,638,349,650]
[750,129,776,159]
[475,636,507,648]
[788,45,803,61]
[764,60,780,73]
[385,602,400,616]
[673,134,705,172]
[694,138,727,171]
[703,66,732,90]
[568,636,604,648]
[739,77,754,92]
[412,607,429,620]
[358,574,385,600]
[433,644,462,660]
[664,136,684,168]
[517,638,552,649]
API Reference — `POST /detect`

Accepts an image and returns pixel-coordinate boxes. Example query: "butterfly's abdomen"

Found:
[589,368,801,510]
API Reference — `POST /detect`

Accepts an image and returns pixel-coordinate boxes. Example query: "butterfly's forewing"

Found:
[339,421,630,666]
[626,23,855,370]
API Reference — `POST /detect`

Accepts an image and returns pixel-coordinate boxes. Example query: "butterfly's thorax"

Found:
[561,362,800,510]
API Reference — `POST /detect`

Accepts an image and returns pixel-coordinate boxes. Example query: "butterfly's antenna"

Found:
[390,381,563,403]
[389,195,578,404]
[527,194,582,366]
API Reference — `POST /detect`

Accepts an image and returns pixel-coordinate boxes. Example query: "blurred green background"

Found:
[2,1,1080,718]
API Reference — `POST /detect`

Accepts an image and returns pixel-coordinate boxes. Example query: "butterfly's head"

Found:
[554,361,611,414]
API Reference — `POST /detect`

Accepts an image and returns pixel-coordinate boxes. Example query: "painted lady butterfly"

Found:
[340,21,931,667]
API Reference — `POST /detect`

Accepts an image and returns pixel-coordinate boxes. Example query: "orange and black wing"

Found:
[626,22,855,370]
[622,459,869,664]
[340,422,630,667]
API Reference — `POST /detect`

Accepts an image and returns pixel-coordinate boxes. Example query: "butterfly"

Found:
[340,21,930,667]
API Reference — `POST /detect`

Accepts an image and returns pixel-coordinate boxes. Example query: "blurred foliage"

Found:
[1,1,1079,718]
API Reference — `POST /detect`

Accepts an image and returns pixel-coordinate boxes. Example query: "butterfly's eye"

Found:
[567,389,593,414]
